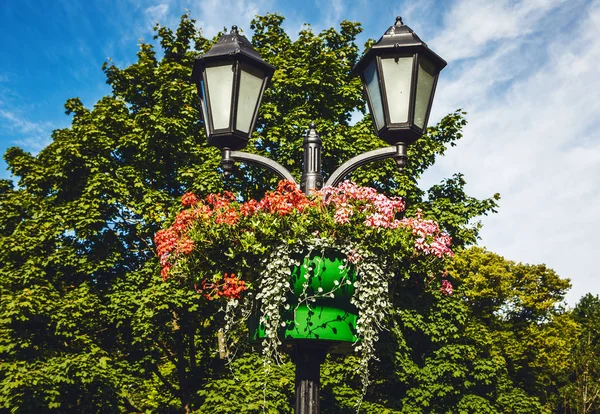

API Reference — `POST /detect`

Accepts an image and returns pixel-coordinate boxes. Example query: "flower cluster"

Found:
[318,181,405,228]
[155,181,314,281]
[198,273,247,300]
[155,179,455,301]
[441,279,453,296]
[155,208,197,280]
[401,209,454,258]
[181,192,199,207]
[256,180,313,215]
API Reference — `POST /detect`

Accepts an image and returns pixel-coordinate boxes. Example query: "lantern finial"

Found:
[395,16,403,26]
[231,25,239,34]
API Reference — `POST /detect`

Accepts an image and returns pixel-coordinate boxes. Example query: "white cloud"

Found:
[194,0,274,38]
[315,0,345,30]
[145,2,170,22]
[10,136,52,155]
[421,0,600,305]
[0,109,53,155]
[0,109,49,136]
[142,1,182,33]
[431,0,568,62]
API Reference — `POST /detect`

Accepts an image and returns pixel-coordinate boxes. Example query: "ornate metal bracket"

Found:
[220,127,407,196]
[221,148,297,184]
[324,143,407,188]
[220,125,324,196]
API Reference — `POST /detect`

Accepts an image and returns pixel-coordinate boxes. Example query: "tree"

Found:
[3,12,559,413]
[448,247,578,412]
[560,294,600,413]
[0,14,221,413]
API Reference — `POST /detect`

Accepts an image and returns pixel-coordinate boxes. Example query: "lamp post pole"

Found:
[191,16,446,414]
[293,344,328,413]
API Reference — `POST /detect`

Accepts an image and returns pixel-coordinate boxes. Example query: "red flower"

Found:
[181,192,199,207]
[177,237,195,255]
[206,192,236,209]
[198,273,247,300]
[161,264,171,281]
[258,180,312,215]
[240,199,259,216]
[215,207,240,225]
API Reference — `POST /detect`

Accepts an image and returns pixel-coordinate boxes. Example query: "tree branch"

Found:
[122,396,143,413]
[153,365,180,399]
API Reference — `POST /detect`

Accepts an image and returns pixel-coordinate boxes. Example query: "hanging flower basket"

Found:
[155,180,454,393]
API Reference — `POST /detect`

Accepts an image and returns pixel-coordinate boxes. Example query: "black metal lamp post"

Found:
[192,17,445,413]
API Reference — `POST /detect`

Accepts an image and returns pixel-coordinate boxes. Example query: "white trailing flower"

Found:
[252,237,392,409]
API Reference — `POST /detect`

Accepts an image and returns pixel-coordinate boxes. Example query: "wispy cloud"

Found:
[10,137,53,155]
[430,0,568,62]
[422,0,600,304]
[0,108,53,154]
[195,0,274,37]
[315,0,345,30]
[145,2,170,22]
[133,0,278,41]
[144,1,182,32]
[0,109,50,136]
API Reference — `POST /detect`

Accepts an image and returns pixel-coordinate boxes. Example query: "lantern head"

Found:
[353,16,447,146]
[192,26,275,150]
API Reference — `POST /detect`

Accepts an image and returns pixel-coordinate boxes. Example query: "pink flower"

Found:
[334,206,352,224]
[400,210,454,257]
[317,180,406,228]
[441,279,453,296]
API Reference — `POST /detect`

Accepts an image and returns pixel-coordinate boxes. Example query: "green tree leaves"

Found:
[560,294,600,413]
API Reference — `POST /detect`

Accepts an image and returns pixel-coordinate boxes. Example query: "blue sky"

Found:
[1,0,599,305]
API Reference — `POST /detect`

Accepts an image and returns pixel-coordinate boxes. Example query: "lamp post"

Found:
[193,16,445,413]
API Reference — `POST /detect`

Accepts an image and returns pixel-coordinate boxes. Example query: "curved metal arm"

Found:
[324,143,407,188]
[221,149,297,184]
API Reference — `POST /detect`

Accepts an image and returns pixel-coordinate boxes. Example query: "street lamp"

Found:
[192,16,445,414]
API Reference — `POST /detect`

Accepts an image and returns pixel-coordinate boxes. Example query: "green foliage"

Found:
[448,247,577,412]
[198,354,294,413]
[559,294,600,413]
[0,11,574,414]
[1,12,224,412]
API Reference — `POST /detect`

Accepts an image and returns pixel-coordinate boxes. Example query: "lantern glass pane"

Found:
[381,56,413,124]
[236,66,264,134]
[205,64,234,130]
[199,79,211,134]
[414,57,436,129]
[364,60,385,130]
